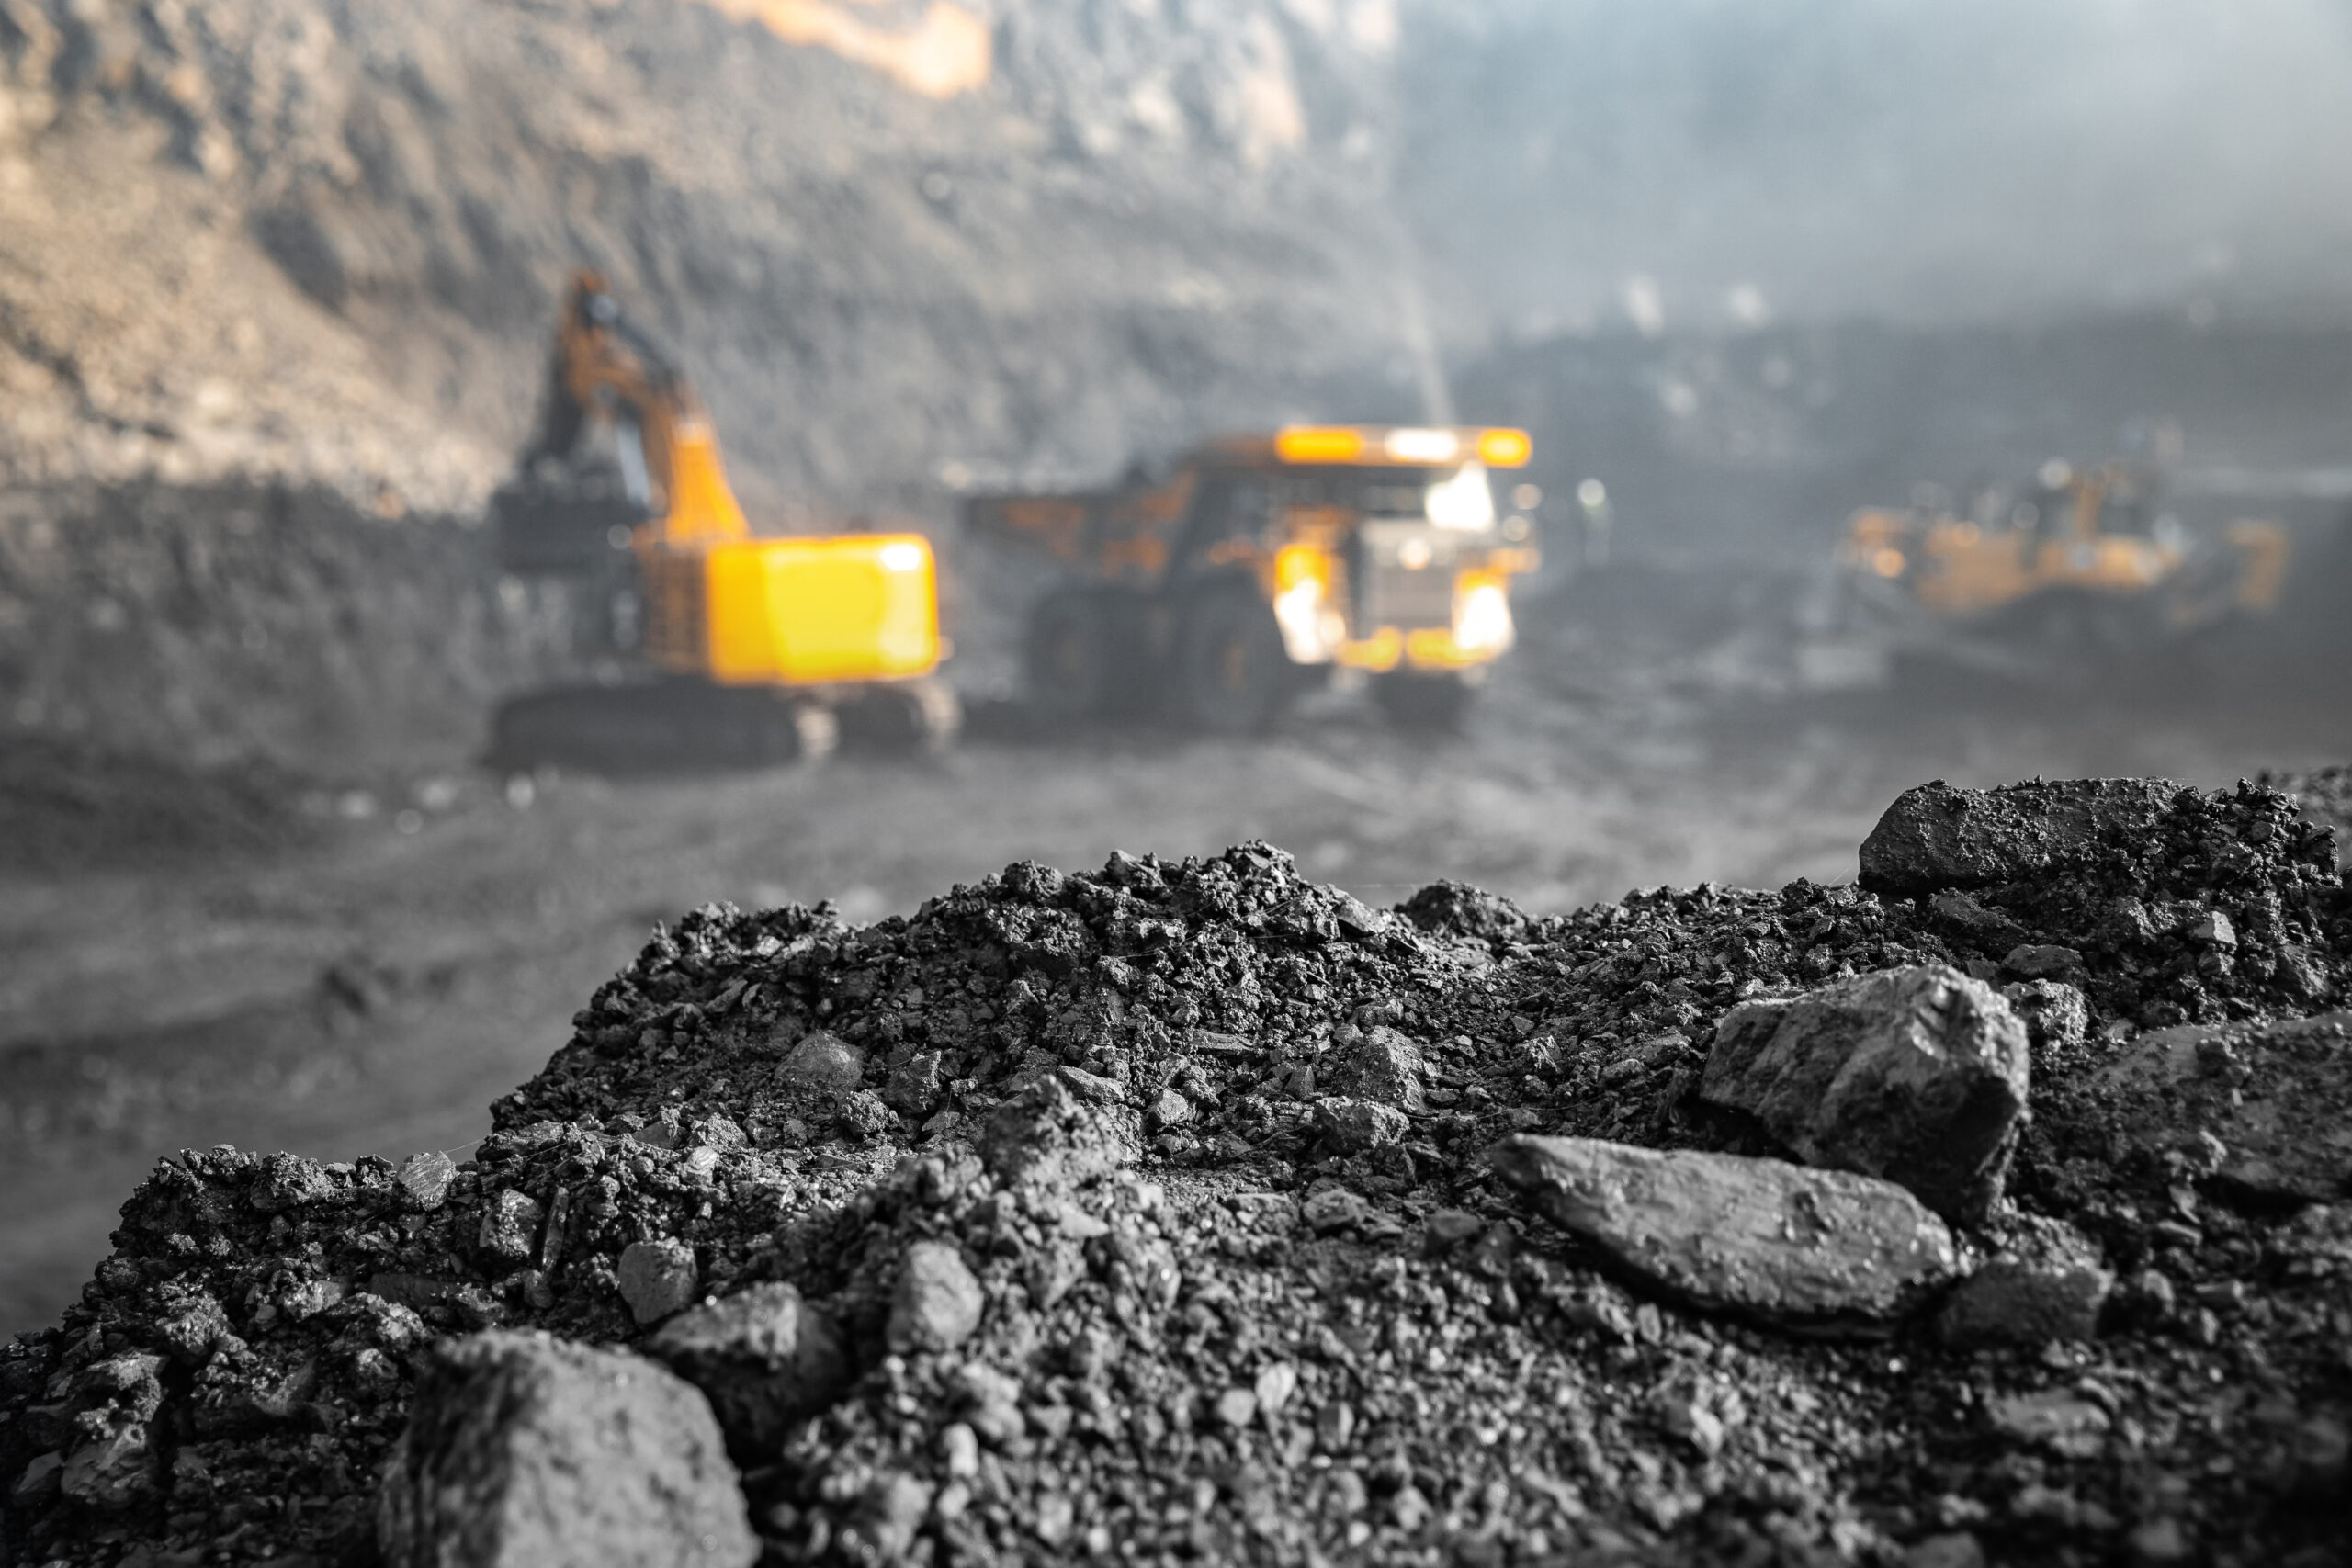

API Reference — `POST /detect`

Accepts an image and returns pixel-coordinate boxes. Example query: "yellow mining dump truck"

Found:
[1835,459,2288,675]
[966,425,1540,730]
[491,272,956,767]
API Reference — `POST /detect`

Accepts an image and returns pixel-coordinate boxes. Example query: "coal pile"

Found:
[6,777,2352,1567]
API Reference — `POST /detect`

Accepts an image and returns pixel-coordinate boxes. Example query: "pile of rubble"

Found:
[5,776,2349,1567]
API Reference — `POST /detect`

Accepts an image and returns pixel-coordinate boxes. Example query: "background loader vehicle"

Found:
[965,425,1540,732]
[489,272,956,769]
[1831,457,2289,680]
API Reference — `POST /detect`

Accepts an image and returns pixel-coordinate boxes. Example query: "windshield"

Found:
[1281,465,1499,531]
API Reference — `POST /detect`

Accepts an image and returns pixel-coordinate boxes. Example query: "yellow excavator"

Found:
[1834,458,2289,677]
[491,271,956,766]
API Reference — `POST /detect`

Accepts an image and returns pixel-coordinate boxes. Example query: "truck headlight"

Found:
[1272,545,1336,661]
[1454,579,1514,654]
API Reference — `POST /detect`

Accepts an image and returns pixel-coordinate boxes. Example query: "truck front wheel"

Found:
[1171,584,1295,734]
[1372,670,1476,731]
[1025,589,1120,718]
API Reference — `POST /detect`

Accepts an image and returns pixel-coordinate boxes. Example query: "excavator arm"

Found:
[527,270,749,547]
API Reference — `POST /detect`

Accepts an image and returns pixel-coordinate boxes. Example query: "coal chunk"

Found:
[888,1239,984,1353]
[978,1075,1136,1188]
[645,1283,850,1456]
[1702,964,2030,1224]
[777,1029,865,1090]
[1487,1134,1960,1331]
[396,1150,457,1210]
[1311,1096,1408,1151]
[1323,1023,1427,1111]
[378,1329,755,1567]
[2089,1012,2352,1203]
[1859,778,2177,898]
[616,1237,700,1325]
[1938,1213,2112,1348]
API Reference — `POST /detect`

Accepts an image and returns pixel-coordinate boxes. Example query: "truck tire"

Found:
[1372,670,1477,732]
[1171,583,1294,734]
[1024,588,1153,719]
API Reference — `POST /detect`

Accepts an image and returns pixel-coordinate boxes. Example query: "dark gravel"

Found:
[5,776,2350,1568]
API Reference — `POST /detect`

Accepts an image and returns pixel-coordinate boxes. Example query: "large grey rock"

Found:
[1938,1213,2112,1348]
[1859,778,2177,898]
[1323,1025,1426,1111]
[1487,1134,1961,1332]
[377,1330,756,1568]
[2089,1012,2352,1203]
[888,1240,985,1353]
[646,1284,850,1455]
[1702,965,2030,1224]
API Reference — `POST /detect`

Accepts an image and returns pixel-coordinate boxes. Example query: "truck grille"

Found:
[1356,522,1459,630]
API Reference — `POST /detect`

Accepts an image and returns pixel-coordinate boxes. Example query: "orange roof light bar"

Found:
[1272,425,1533,468]
[1274,426,1367,464]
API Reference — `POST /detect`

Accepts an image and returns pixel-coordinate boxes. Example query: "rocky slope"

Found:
[0,0,1420,515]
[5,775,2349,1565]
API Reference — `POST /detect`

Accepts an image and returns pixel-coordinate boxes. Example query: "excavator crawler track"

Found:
[489,680,832,774]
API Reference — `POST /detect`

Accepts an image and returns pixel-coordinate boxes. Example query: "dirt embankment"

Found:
[4,777,2349,1566]
[0,478,588,894]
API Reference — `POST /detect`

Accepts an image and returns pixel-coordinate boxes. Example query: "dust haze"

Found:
[2,0,2350,1516]
[1404,0,2352,336]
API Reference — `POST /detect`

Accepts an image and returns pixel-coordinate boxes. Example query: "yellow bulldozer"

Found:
[491,271,956,766]
[1832,459,2288,678]
[965,424,1541,730]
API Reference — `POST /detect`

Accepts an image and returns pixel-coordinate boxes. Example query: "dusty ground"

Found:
[6,643,2346,1337]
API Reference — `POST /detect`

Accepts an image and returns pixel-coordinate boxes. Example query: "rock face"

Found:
[376,1330,756,1568]
[1486,1134,1962,1330]
[1938,1214,2112,1349]
[1859,779,2177,898]
[2088,1013,2352,1203]
[1702,965,2031,1224]
[645,1284,851,1458]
